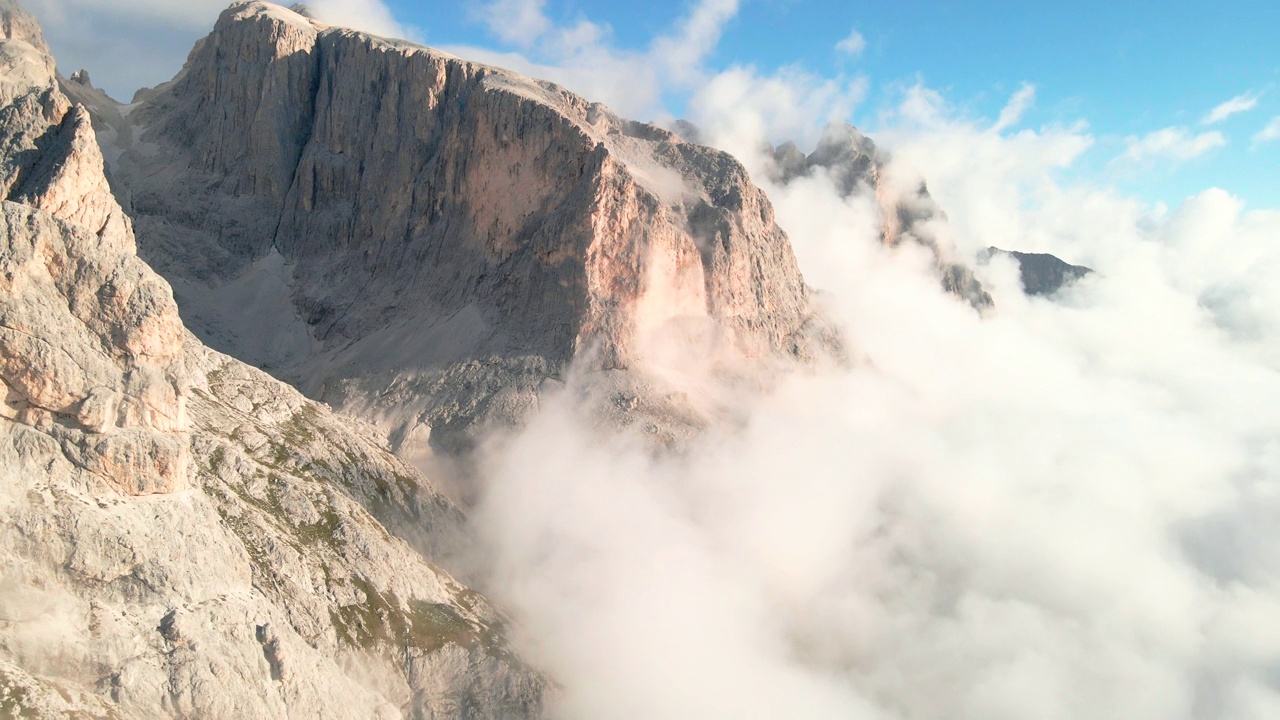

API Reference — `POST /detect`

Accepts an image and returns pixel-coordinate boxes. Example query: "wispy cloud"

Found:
[835,28,865,57]
[1117,126,1226,167]
[992,83,1036,132]
[1202,91,1260,125]
[1253,116,1280,146]
[451,0,745,118]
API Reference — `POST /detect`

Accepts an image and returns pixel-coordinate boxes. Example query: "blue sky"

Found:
[30,0,1280,210]
[385,0,1280,210]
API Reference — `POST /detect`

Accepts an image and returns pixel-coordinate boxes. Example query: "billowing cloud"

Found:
[836,28,865,56]
[1203,91,1260,125]
[685,64,868,159]
[474,0,552,48]
[305,0,411,38]
[1116,126,1226,168]
[475,80,1280,718]
[1253,116,1280,146]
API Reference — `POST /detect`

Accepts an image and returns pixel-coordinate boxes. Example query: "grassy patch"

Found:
[329,576,503,656]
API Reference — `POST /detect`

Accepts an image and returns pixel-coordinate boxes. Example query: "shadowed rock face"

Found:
[96,2,826,457]
[983,247,1093,296]
[0,3,549,716]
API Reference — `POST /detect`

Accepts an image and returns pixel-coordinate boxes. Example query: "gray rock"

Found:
[982,247,1093,296]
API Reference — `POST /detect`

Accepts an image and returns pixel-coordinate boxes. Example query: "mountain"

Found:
[982,247,1093,296]
[768,124,996,308]
[0,2,546,716]
[81,2,831,468]
[756,123,1089,307]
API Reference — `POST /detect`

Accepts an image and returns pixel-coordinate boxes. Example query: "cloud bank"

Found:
[470,51,1280,720]
[19,2,1279,717]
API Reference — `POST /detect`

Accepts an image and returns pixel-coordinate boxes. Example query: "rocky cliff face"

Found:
[0,3,547,716]
[95,2,826,459]
[1,0,187,496]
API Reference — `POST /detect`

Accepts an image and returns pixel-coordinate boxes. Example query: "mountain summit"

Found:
[94,1,829,463]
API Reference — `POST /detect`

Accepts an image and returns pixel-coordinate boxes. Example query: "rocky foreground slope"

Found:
[86,1,831,463]
[0,2,546,716]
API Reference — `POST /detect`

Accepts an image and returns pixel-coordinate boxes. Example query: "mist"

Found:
[469,81,1280,719]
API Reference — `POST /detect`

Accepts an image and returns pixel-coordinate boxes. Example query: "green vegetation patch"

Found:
[329,576,502,657]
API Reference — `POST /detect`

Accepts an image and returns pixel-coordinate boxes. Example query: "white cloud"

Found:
[840,82,1093,257]
[387,23,1276,704]
[836,28,865,56]
[1116,126,1226,167]
[476,81,1280,718]
[649,0,740,87]
[306,0,411,39]
[685,64,868,159]
[447,0,744,119]
[474,0,552,48]
[991,83,1036,132]
[1253,116,1280,146]
[1203,91,1260,125]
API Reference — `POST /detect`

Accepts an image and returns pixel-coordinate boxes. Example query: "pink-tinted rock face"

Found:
[115,2,828,452]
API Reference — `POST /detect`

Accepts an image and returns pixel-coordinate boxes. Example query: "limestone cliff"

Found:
[1,0,186,495]
[0,3,547,716]
[100,2,827,459]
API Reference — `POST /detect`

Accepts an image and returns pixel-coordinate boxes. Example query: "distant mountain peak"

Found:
[983,247,1094,296]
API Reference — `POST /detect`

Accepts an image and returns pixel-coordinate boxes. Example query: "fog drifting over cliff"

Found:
[27,1,1279,717]
[473,81,1280,719]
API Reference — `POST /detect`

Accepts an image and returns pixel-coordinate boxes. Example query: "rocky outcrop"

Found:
[0,0,186,494]
[0,3,547,715]
[766,124,994,309]
[0,341,547,719]
[99,2,826,458]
